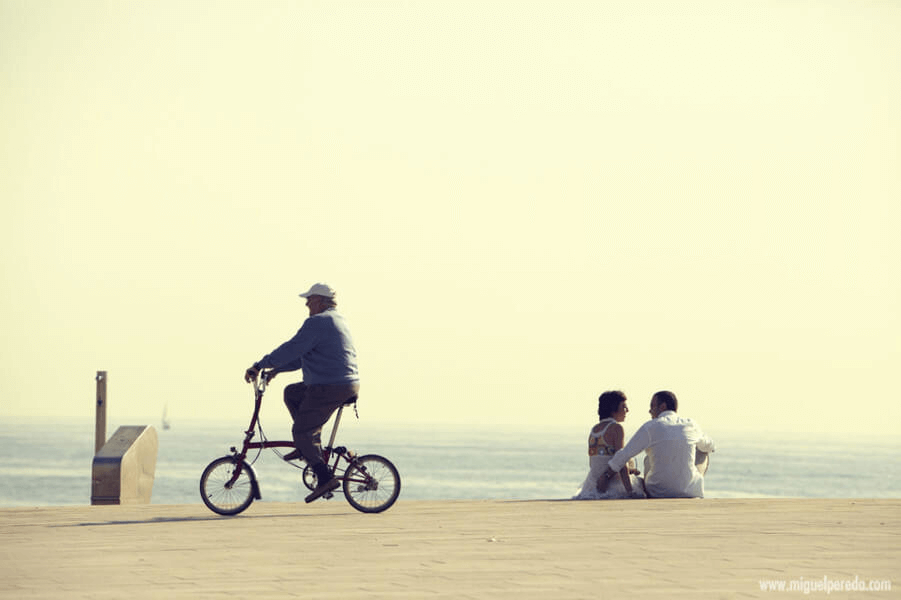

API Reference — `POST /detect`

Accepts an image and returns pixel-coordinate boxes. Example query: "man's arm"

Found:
[608,424,652,472]
[245,320,317,383]
[696,432,715,454]
[267,358,302,375]
[609,423,634,495]
[596,423,652,493]
[244,357,302,384]
[256,320,319,371]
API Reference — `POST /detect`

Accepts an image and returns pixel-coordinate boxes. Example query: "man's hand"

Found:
[244,367,259,383]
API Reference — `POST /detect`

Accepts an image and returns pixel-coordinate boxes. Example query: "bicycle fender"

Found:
[240,460,263,500]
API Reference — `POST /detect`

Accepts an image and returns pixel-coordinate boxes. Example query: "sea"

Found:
[2,416,900,508]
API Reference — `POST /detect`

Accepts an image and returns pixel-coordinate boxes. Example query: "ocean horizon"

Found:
[2,416,900,508]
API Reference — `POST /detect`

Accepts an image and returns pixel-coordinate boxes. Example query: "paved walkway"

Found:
[1,499,898,599]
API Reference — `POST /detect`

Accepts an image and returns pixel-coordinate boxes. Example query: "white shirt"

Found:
[607,411,715,498]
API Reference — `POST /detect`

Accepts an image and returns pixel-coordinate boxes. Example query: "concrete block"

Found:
[91,425,158,505]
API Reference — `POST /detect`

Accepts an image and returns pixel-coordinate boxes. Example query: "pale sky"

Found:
[1,1,899,438]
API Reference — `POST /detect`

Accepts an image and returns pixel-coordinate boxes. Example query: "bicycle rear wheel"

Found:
[342,454,400,513]
[200,456,256,516]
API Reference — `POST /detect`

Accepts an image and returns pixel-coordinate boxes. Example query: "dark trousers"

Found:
[283,382,360,469]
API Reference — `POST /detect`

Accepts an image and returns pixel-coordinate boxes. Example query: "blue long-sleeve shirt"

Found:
[254,309,359,385]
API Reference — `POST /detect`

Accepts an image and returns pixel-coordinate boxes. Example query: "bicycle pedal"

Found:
[323,491,335,500]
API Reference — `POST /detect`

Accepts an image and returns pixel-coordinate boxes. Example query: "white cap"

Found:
[298,283,336,299]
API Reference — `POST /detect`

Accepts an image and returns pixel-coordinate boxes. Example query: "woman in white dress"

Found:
[573,390,646,500]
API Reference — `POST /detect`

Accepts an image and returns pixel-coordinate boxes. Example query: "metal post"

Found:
[95,371,107,454]
[327,405,344,450]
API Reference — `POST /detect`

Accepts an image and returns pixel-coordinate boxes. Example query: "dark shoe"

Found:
[283,450,303,461]
[305,477,340,503]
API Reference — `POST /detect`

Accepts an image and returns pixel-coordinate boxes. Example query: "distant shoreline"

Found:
[3,415,901,444]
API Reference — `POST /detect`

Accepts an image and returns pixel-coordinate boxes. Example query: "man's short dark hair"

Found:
[597,390,627,419]
[652,390,678,412]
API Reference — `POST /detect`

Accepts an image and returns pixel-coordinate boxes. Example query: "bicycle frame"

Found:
[224,374,360,490]
[201,372,399,514]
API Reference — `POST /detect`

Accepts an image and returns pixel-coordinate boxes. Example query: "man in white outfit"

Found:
[598,391,715,498]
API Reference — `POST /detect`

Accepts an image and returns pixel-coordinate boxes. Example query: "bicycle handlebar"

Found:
[250,369,273,394]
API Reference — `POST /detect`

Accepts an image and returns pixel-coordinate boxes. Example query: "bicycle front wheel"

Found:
[342,454,400,513]
[200,456,256,516]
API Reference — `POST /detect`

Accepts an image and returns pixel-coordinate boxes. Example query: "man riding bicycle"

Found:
[244,283,360,503]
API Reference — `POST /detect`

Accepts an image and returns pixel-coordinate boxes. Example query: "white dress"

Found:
[572,418,646,500]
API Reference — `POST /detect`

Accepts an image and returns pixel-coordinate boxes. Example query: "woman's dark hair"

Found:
[597,390,627,420]
[653,390,678,412]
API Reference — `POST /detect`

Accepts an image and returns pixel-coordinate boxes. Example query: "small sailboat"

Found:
[162,404,171,430]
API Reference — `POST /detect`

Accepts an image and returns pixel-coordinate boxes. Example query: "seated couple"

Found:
[573,390,715,500]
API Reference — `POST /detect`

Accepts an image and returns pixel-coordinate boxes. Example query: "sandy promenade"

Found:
[1,498,898,599]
